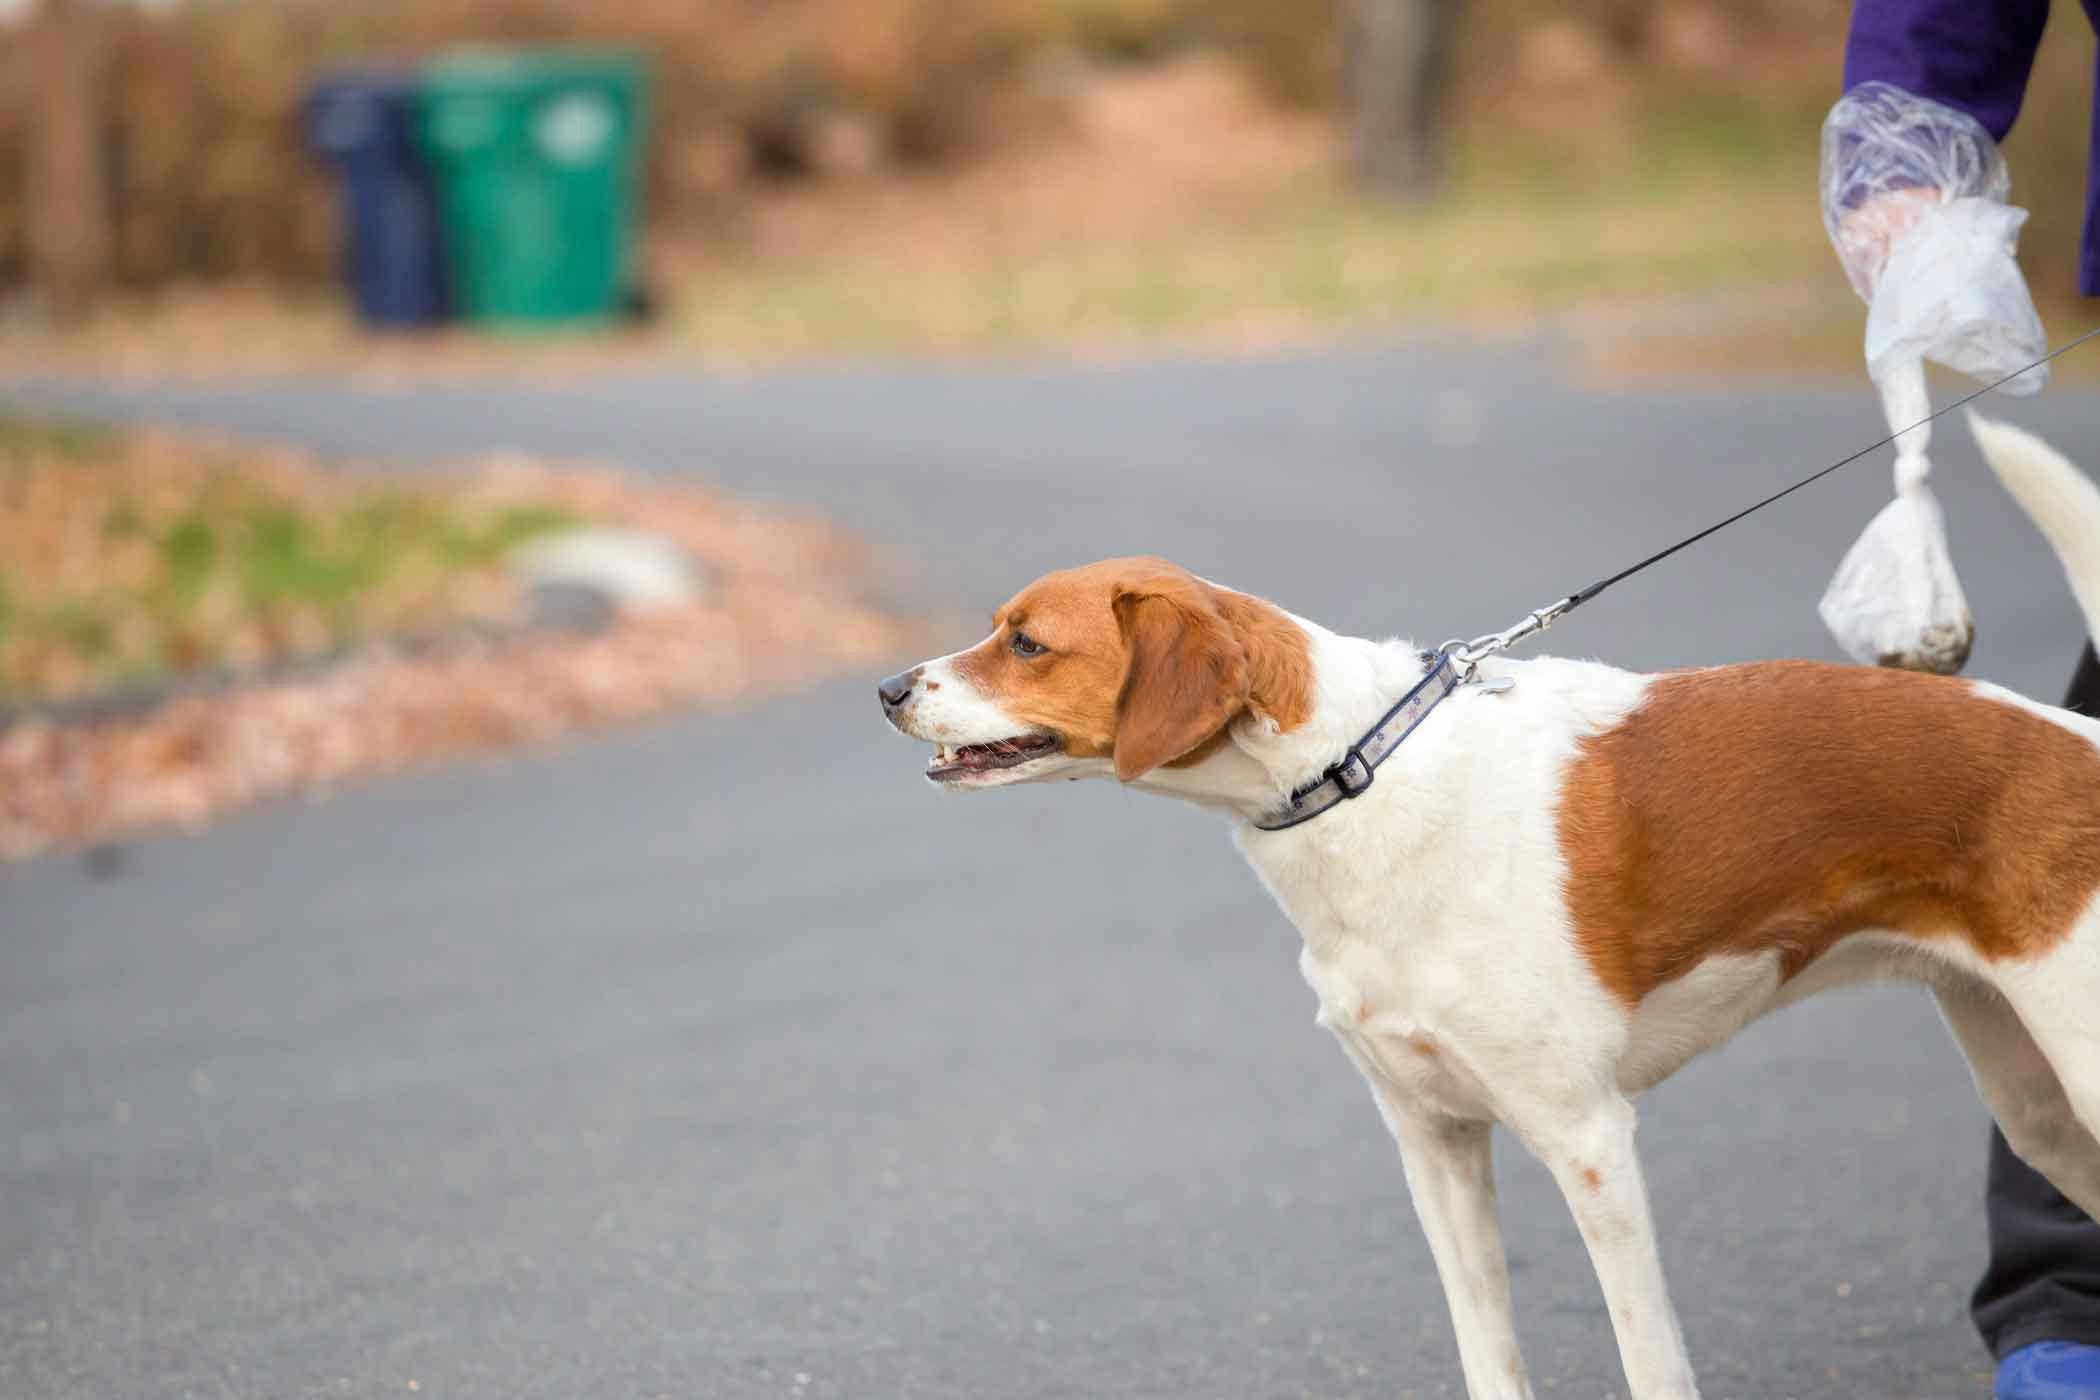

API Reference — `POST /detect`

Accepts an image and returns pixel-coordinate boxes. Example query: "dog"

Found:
[876,414,2100,1399]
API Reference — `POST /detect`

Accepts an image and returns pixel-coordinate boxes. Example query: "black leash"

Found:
[1263,328,2100,833]
[1565,325,2100,614]
[1449,325,2100,672]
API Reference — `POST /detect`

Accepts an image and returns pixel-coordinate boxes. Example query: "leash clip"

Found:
[1441,597,1573,683]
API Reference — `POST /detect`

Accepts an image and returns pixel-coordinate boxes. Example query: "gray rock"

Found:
[507,527,713,613]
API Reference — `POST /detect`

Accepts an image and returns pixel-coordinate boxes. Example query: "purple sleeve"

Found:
[1842,0,2050,141]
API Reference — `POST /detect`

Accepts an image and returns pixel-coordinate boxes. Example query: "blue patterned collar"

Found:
[1251,649,1466,832]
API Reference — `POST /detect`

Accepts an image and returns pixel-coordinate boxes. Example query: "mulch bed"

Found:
[0,451,917,861]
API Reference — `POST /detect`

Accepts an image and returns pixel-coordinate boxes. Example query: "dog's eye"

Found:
[1011,631,1046,658]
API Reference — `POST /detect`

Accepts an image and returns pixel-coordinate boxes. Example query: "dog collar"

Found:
[1251,649,1467,832]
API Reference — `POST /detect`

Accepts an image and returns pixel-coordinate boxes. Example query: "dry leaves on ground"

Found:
[0,438,917,861]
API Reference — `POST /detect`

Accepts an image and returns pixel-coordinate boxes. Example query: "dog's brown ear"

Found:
[1113,584,1249,781]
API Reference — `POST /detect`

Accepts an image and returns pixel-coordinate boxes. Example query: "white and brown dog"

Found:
[877,415,2100,1399]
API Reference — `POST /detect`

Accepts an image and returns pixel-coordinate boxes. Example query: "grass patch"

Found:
[0,419,580,702]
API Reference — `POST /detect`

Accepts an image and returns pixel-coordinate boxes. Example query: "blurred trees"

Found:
[27,0,109,320]
[1341,0,1458,201]
[3,0,1056,298]
[0,0,1908,304]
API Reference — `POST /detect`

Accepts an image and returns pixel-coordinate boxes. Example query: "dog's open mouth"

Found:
[926,734,1061,782]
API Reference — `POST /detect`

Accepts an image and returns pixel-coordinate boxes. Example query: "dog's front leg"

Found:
[1518,1096,1700,1400]
[1383,1108,1535,1400]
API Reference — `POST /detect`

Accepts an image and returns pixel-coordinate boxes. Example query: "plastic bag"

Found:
[1864,197,2044,387]
[1814,83,2041,672]
[1818,358,1975,672]
[1821,81,2046,395]
[1819,485,1974,671]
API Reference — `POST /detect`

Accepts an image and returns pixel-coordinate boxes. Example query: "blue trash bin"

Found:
[303,69,449,329]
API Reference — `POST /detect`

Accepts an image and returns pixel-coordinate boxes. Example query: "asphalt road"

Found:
[6,336,2100,1399]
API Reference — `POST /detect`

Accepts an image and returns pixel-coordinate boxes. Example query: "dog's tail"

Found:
[1971,412,2100,649]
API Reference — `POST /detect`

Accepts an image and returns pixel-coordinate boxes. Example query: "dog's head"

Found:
[878,556,1311,789]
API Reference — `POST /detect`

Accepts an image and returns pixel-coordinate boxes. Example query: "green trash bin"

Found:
[413,48,647,326]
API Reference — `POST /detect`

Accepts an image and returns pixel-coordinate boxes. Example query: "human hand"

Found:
[1833,185,1942,301]
[1865,195,2045,391]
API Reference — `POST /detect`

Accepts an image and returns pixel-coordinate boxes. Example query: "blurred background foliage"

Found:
[0,0,2090,321]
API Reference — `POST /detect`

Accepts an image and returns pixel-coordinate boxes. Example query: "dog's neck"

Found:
[1132,615,1439,823]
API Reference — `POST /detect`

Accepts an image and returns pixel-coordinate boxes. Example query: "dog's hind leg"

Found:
[1936,982,2100,1220]
[1375,1103,1536,1400]
[1508,1094,1701,1400]
[1988,937,2100,1208]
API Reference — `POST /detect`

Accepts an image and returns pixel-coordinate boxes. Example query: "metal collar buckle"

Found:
[1327,747,1373,798]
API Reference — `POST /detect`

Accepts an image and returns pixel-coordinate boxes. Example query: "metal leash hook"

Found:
[1440,597,1575,685]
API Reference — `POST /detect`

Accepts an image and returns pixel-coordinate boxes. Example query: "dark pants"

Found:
[1971,643,2100,1359]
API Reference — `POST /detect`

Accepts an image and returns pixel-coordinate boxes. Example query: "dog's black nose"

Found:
[878,669,918,710]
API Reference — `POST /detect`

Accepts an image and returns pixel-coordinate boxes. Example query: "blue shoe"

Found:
[1997,1342,2100,1399]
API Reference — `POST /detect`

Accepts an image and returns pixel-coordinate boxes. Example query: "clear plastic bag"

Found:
[1818,358,1975,673]
[1864,197,2044,387]
[1818,482,1974,671]
[1815,83,2045,673]
[1821,81,2046,394]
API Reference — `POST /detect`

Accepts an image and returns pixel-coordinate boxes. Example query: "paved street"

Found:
[6,336,2099,1398]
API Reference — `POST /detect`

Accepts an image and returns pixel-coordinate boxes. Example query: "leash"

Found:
[1255,324,2100,832]
[1441,324,2100,678]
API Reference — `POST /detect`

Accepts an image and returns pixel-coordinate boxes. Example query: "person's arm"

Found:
[1816,2,2056,676]
[1843,0,2050,141]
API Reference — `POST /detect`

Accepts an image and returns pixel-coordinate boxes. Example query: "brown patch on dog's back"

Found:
[1558,662,2100,1006]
